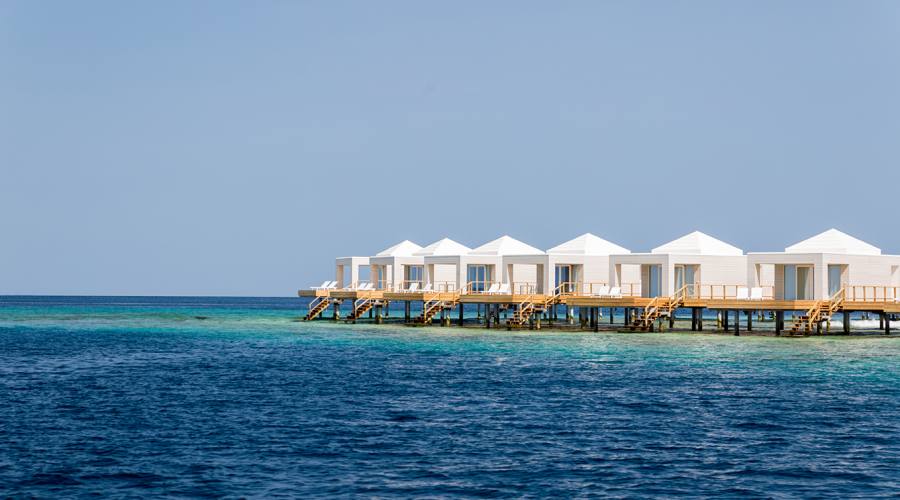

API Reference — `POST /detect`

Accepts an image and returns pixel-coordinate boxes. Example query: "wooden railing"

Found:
[681,284,775,300]
[843,285,900,302]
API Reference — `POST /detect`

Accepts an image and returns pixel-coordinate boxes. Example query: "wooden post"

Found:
[885,313,891,335]
[610,307,615,324]
[776,310,784,335]
[485,304,492,328]
[404,301,410,321]
[723,310,729,331]
[746,310,752,331]
[733,310,740,336]
[458,303,464,326]
[593,307,599,332]
[333,300,341,321]
[691,308,697,331]
[843,310,850,335]
[698,309,703,331]
[375,305,383,324]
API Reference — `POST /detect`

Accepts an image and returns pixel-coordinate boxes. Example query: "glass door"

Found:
[555,264,573,293]
[674,265,685,292]
[649,265,661,298]
[467,265,492,292]
[827,265,843,296]
[405,265,423,289]
[796,265,812,300]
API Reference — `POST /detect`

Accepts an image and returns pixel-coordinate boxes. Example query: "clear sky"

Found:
[2,1,899,296]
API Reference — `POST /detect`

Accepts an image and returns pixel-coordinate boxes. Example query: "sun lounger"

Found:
[494,283,510,295]
[736,287,750,300]
[593,285,610,297]
[750,287,763,300]
[420,283,433,293]
[483,283,500,294]
[607,287,622,298]
[311,280,331,290]
[405,282,419,293]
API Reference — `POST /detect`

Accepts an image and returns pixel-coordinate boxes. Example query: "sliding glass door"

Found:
[467,265,492,292]
[555,265,573,293]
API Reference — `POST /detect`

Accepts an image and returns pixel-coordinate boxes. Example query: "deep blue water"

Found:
[1,296,899,497]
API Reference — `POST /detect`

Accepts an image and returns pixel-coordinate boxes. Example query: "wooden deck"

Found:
[300,289,900,314]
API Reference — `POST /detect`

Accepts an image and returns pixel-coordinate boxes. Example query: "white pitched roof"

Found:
[651,231,743,256]
[413,238,471,257]
[470,235,544,256]
[548,233,630,255]
[374,240,422,257]
[785,229,881,255]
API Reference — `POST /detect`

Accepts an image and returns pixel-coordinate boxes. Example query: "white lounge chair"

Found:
[750,287,763,300]
[607,287,622,298]
[483,283,500,294]
[736,287,750,300]
[420,283,433,293]
[311,280,331,290]
[495,283,510,295]
[594,285,610,297]
[405,282,419,293]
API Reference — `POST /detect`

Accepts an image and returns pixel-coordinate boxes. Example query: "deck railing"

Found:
[843,285,900,302]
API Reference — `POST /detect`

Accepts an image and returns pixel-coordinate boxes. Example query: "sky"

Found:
[2,1,899,296]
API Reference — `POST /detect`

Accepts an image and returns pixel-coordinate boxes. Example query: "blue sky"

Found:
[2,1,899,296]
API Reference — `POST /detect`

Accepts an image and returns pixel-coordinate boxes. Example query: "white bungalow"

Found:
[416,238,472,292]
[368,240,423,290]
[424,235,542,293]
[502,233,633,294]
[334,256,370,289]
[608,231,747,298]
[747,229,900,301]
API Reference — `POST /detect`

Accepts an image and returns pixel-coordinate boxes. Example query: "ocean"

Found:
[1,296,899,497]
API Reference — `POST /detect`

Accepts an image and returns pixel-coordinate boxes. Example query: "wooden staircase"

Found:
[304,296,331,321]
[347,297,377,322]
[506,285,566,329]
[415,291,460,325]
[788,289,845,335]
[630,287,687,332]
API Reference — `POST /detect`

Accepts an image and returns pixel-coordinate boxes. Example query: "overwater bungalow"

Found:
[502,233,635,295]
[416,238,472,292]
[748,229,900,301]
[424,235,542,293]
[368,240,423,290]
[302,229,900,335]
[608,231,748,298]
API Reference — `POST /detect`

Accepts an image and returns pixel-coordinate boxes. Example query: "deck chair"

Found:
[405,282,419,293]
[750,287,763,300]
[311,280,330,290]
[420,283,433,293]
[484,283,500,294]
[594,285,610,297]
[495,283,510,295]
[736,287,750,300]
[607,287,622,298]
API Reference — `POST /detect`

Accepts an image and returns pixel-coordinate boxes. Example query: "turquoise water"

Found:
[2,296,899,497]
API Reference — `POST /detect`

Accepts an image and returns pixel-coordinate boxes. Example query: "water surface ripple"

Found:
[1,296,899,497]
